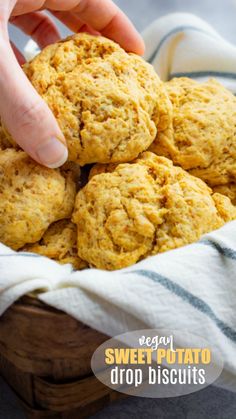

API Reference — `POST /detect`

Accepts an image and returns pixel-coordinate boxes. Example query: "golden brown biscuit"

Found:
[213,183,236,205]
[0,149,76,250]
[73,152,236,270]
[24,33,171,165]
[23,220,88,270]
[150,78,236,186]
[89,163,118,180]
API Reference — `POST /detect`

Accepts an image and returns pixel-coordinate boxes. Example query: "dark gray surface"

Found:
[2,1,236,418]
[91,385,236,419]
[0,378,25,419]
[1,375,236,419]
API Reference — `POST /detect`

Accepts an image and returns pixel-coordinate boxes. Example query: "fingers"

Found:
[12,1,45,16]
[0,1,17,20]
[100,10,145,55]
[74,0,145,54]
[11,0,144,54]
[10,41,26,65]
[47,0,145,54]
[51,10,99,35]
[0,41,68,168]
[10,11,60,49]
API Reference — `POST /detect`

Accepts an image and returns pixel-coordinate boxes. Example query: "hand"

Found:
[0,1,144,168]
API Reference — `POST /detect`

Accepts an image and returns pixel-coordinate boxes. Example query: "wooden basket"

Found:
[0,297,123,418]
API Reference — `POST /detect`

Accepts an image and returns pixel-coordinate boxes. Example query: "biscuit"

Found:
[73,152,236,270]
[150,78,236,186]
[89,163,118,180]
[24,33,172,165]
[23,220,88,270]
[0,149,76,250]
[213,183,236,205]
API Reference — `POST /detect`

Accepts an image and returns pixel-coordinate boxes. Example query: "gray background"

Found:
[2,1,236,418]
[9,0,236,47]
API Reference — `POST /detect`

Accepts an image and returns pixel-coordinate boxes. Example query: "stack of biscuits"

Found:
[0,34,235,270]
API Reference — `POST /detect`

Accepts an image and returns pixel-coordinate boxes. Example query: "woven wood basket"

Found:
[0,296,123,418]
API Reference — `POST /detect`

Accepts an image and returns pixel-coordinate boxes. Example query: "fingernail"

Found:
[36,137,68,169]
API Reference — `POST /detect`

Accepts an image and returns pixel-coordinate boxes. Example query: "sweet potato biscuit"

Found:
[23,220,88,270]
[73,152,236,270]
[213,183,236,205]
[24,33,172,165]
[150,78,236,186]
[89,163,118,180]
[0,149,76,250]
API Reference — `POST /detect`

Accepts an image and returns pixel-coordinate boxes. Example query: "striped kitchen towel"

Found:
[0,222,236,391]
[0,13,236,392]
[143,12,236,92]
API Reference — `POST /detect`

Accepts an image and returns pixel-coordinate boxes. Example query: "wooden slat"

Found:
[0,297,126,417]
[33,375,111,412]
[21,395,111,419]
[0,351,126,418]
[0,353,35,406]
[0,297,108,379]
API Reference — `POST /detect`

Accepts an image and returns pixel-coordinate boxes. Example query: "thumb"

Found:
[0,40,68,168]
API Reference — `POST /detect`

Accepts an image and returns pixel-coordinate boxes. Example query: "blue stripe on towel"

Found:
[129,269,236,343]
[148,25,219,64]
[170,70,236,81]
[199,239,236,261]
[0,253,41,258]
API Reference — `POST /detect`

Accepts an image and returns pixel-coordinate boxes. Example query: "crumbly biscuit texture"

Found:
[23,220,88,270]
[213,183,236,205]
[150,78,236,186]
[0,149,76,250]
[24,33,172,165]
[89,163,118,180]
[73,152,236,270]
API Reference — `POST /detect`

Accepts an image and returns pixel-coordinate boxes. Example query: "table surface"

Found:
[2,1,236,418]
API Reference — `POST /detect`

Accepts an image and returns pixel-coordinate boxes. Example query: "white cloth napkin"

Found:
[0,13,236,392]
[143,12,236,92]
